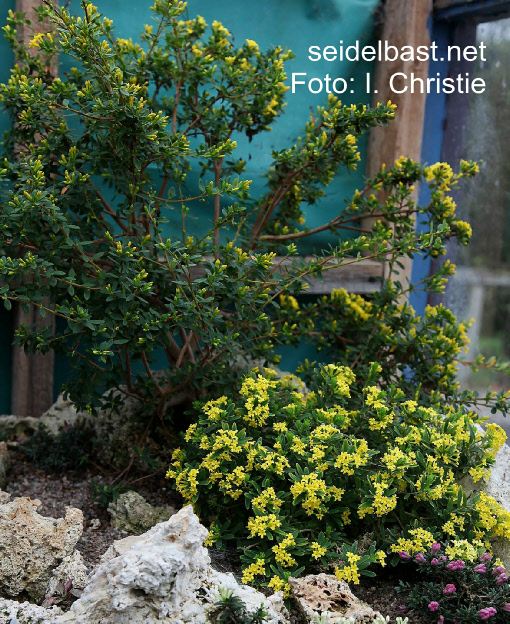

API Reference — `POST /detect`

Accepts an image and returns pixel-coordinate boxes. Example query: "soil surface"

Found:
[3,450,426,622]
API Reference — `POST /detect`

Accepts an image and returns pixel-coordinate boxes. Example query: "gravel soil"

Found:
[3,451,426,622]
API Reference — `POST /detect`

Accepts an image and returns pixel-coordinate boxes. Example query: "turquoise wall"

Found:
[1,0,379,410]
[65,0,379,249]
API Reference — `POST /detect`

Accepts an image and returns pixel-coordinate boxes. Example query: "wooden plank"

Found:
[11,0,57,416]
[367,0,432,171]
[11,303,55,417]
[188,257,384,295]
[365,0,433,296]
[455,267,510,288]
[16,0,57,48]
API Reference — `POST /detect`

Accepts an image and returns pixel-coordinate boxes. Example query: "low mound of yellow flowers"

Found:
[168,363,509,594]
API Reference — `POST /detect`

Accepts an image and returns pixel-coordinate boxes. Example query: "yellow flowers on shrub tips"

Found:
[2,0,508,441]
[168,364,510,590]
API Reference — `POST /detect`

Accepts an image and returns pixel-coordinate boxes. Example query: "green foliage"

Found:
[168,364,510,593]
[211,587,268,624]
[397,544,510,623]
[0,0,506,425]
[91,480,126,507]
[20,424,92,472]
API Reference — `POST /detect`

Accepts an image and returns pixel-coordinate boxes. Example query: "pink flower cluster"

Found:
[401,542,509,622]
[492,565,509,585]
[478,607,497,620]
[446,560,464,571]
[443,583,456,595]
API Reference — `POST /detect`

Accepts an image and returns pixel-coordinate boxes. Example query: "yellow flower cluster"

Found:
[445,539,479,562]
[202,396,228,421]
[279,294,299,310]
[382,447,416,474]
[373,481,397,517]
[315,406,351,427]
[240,374,277,426]
[389,528,436,555]
[475,492,510,540]
[272,534,296,567]
[424,162,454,190]
[334,439,369,475]
[267,575,291,596]
[335,552,362,584]
[247,514,281,538]
[219,465,246,500]
[442,513,465,537]
[241,558,266,584]
[290,473,327,518]
[320,363,356,397]
[311,542,327,560]
[331,288,373,321]
[172,467,199,502]
[260,450,290,475]
[251,487,283,513]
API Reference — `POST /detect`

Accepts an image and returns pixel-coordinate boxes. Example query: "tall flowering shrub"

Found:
[0,0,508,424]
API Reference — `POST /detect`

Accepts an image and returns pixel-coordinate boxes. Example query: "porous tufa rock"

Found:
[0,395,85,443]
[289,573,382,623]
[45,551,89,599]
[58,505,287,624]
[0,597,63,624]
[0,415,40,442]
[0,497,83,602]
[39,395,85,436]
[108,491,174,535]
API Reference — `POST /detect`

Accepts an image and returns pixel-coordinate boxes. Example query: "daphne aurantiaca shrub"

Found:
[167,363,510,591]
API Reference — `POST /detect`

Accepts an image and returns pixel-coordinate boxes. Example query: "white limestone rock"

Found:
[0,498,83,601]
[45,551,89,599]
[0,416,40,442]
[289,573,382,623]
[39,396,85,436]
[59,505,287,624]
[0,597,62,624]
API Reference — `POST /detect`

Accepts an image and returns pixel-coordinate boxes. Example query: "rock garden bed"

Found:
[1,449,426,624]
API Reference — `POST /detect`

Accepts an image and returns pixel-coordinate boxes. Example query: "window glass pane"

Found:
[452,17,510,439]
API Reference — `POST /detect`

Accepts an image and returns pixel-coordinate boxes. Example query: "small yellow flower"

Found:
[29,32,45,48]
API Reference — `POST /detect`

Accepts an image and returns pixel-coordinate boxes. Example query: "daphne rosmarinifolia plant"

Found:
[168,363,510,594]
[1,0,507,422]
[397,543,510,623]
